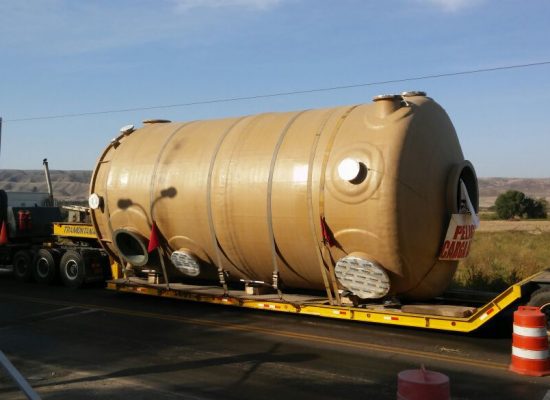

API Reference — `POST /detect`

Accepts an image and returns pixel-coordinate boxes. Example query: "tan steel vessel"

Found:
[89,92,478,300]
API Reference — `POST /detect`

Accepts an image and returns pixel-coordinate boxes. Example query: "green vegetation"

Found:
[494,190,547,219]
[478,211,499,221]
[453,231,550,292]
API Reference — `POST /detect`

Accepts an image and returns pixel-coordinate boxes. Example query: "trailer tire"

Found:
[33,249,59,285]
[527,287,550,326]
[59,250,86,289]
[13,250,33,282]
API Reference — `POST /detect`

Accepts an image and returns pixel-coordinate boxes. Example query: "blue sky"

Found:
[0,0,549,177]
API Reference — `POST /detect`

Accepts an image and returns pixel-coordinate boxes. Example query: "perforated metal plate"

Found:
[171,251,200,277]
[335,256,390,299]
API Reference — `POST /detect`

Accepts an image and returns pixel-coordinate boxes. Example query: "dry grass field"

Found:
[453,220,550,291]
[477,219,550,233]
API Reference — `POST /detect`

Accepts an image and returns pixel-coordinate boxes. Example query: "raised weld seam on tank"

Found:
[219,115,273,278]
[89,140,115,265]
[206,117,248,291]
[317,105,360,306]
[266,110,307,295]
[306,108,340,305]
[99,146,124,278]
[94,128,149,279]
[149,121,196,219]
[149,122,197,289]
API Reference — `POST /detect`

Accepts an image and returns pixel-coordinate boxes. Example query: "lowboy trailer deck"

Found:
[6,219,549,333]
[107,269,550,333]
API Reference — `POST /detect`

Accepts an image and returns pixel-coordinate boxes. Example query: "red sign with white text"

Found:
[439,214,476,261]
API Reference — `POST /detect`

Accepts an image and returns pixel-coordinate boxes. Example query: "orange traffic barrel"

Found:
[509,306,550,376]
[397,365,450,400]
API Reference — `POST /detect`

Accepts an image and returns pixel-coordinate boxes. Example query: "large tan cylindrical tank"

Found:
[89,92,478,300]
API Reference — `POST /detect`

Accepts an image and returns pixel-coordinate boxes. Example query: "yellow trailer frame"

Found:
[106,270,550,333]
[62,222,549,332]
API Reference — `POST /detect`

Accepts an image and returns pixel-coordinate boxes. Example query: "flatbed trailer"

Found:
[9,220,550,333]
[106,269,550,333]
[1,221,109,287]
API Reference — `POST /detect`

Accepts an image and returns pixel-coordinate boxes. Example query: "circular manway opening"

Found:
[337,159,368,184]
[113,229,149,267]
[454,161,479,214]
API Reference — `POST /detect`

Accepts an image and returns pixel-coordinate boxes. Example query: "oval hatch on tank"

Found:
[171,250,201,277]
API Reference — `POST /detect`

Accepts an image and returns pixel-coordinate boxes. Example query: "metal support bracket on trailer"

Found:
[106,270,550,333]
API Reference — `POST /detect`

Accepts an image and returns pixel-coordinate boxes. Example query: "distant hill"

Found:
[0,170,548,206]
[477,178,550,208]
[0,170,91,201]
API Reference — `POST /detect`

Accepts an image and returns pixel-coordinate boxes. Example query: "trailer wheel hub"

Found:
[66,260,79,280]
[36,257,50,278]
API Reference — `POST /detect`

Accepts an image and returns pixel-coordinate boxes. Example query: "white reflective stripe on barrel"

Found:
[512,346,550,360]
[513,324,548,337]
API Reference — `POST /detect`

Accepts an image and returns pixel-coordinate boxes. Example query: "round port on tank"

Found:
[113,229,149,267]
[372,94,402,118]
[401,91,427,98]
[119,124,135,135]
[446,160,479,214]
[337,158,368,184]
[334,253,390,299]
[88,193,103,210]
[171,249,201,277]
[143,119,172,124]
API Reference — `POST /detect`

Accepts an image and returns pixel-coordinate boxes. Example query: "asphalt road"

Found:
[0,277,548,400]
